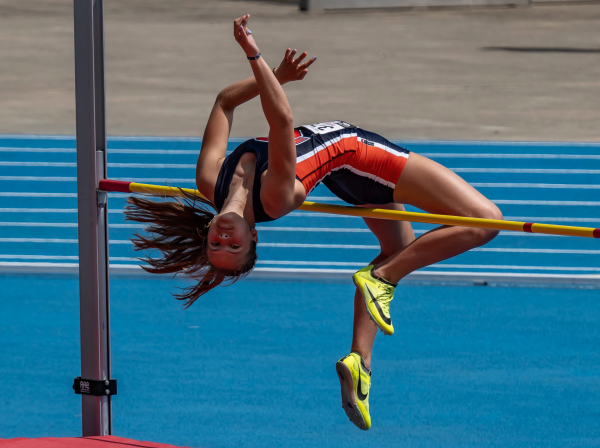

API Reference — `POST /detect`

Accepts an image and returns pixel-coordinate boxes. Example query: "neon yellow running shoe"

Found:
[336,352,372,431]
[353,265,396,335]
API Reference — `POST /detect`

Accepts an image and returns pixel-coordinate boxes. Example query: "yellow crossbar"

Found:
[98,179,600,239]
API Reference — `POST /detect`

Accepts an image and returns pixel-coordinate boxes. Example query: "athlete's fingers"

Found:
[293,52,308,65]
[298,56,316,70]
[287,49,297,63]
[241,14,250,29]
[233,15,247,34]
[235,15,249,40]
[284,48,291,60]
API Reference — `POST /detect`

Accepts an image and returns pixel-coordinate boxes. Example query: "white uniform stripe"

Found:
[340,165,396,188]
[369,140,410,158]
[296,132,357,163]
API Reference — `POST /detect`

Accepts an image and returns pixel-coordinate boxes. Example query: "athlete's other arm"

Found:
[233,14,315,217]
[196,47,315,203]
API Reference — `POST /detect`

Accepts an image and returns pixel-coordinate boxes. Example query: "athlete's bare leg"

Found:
[350,203,415,369]
[373,153,502,284]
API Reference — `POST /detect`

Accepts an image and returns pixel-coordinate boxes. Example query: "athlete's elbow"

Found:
[270,112,293,129]
[215,91,235,112]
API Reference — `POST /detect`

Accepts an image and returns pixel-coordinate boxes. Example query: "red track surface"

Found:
[0,436,190,448]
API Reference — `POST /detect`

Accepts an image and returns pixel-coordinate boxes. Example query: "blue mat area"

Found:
[2,274,600,447]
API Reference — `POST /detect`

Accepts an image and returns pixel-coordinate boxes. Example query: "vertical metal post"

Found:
[73,0,112,436]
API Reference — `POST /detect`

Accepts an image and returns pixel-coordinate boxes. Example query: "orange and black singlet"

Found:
[213,121,410,223]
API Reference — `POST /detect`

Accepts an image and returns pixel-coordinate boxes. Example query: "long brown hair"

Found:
[124,190,257,308]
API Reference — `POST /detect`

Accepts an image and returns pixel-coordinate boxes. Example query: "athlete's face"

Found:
[206,212,257,270]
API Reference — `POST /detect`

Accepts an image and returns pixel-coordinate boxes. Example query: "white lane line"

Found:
[2,162,599,173]
[0,222,78,227]
[0,176,78,181]
[0,176,77,182]
[0,255,79,260]
[0,238,80,243]
[109,149,198,154]
[398,140,600,147]
[0,162,196,168]
[257,243,600,254]
[0,148,75,153]
[305,198,600,206]
[0,192,77,197]
[493,200,600,206]
[0,192,136,198]
[0,162,77,167]
[453,168,600,174]
[256,260,600,271]
[504,216,600,223]
[108,163,195,168]
[471,183,600,189]
[4,148,599,158]
[289,212,360,219]
[309,197,600,206]
[1,254,598,272]
[256,226,369,233]
[0,208,78,213]
[0,208,122,214]
[418,263,600,271]
[0,177,194,183]
[472,248,600,254]
[0,261,80,268]
[0,222,142,228]
[419,153,600,160]
[0,147,200,154]
[0,255,138,261]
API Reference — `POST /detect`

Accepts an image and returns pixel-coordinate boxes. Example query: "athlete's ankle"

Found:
[371,266,399,286]
[350,348,371,370]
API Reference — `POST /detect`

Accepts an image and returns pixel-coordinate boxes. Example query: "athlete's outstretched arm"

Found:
[196,45,316,202]
[233,14,315,216]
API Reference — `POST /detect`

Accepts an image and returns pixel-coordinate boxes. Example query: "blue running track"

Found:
[1,135,599,447]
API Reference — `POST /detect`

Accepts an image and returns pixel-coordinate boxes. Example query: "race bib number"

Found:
[301,121,356,135]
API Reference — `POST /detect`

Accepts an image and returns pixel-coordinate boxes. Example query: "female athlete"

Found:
[125,15,503,431]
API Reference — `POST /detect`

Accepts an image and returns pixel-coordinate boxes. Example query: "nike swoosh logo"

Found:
[357,367,368,401]
[366,285,392,325]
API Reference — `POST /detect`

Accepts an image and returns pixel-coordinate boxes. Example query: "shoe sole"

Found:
[336,361,368,431]
[353,277,392,336]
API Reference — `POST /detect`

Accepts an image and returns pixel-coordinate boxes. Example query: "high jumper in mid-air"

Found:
[124,14,502,431]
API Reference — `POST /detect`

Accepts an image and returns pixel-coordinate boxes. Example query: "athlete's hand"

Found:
[233,14,260,58]
[274,48,317,84]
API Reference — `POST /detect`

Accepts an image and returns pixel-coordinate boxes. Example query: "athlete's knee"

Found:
[469,202,503,246]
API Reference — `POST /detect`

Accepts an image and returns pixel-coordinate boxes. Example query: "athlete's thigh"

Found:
[393,153,502,219]
[357,203,415,261]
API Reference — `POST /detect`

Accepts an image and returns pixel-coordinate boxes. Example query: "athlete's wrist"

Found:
[246,47,261,60]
